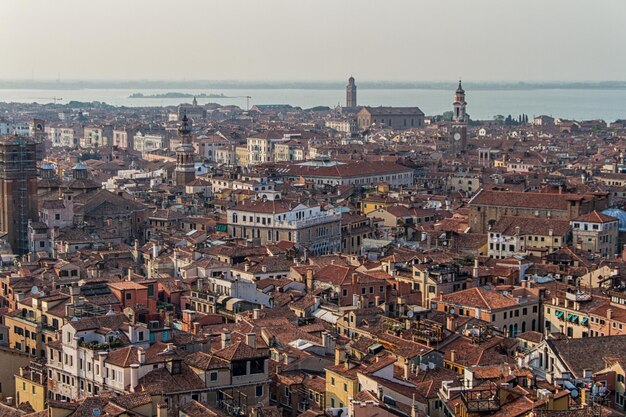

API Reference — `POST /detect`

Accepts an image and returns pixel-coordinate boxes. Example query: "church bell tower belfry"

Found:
[346,76,357,108]
[450,80,468,156]
[175,113,196,187]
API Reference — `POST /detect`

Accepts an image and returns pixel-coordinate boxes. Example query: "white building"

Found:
[47,314,152,401]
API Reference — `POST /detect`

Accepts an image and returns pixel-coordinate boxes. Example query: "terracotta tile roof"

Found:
[213,340,268,361]
[470,189,585,210]
[184,351,229,371]
[69,313,127,332]
[547,335,626,378]
[491,216,570,236]
[572,210,618,223]
[178,401,224,417]
[137,362,205,394]
[441,287,518,310]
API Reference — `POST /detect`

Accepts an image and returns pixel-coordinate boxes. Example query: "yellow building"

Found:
[359,193,398,215]
[4,293,69,358]
[235,145,249,167]
[0,347,31,402]
[15,362,47,411]
[325,352,359,409]
[595,358,625,411]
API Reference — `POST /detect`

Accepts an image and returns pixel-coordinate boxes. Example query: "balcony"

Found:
[565,291,592,302]
[79,338,123,350]
[273,212,342,229]
[461,385,500,412]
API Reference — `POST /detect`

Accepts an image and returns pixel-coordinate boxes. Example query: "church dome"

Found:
[602,208,626,232]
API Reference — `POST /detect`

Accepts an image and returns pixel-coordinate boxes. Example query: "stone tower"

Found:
[0,135,40,254]
[450,80,468,156]
[346,76,357,108]
[175,114,196,187]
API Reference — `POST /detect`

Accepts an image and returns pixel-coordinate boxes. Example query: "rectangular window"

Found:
[232,361,247,376]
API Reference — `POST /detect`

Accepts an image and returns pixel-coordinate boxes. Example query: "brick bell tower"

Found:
[175,113,196,187]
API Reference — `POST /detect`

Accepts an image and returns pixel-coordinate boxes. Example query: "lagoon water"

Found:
[1,87,625,122]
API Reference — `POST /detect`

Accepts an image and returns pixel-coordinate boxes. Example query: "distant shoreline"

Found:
[1,80,626,91]
[129,92,232,99]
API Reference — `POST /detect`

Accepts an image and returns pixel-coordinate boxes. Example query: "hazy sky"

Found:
[1,0,625,82]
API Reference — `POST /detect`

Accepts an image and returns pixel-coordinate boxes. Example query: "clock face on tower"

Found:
[453,132,461,141]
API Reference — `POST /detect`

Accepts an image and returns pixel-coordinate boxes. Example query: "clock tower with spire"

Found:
[450,80,468,156]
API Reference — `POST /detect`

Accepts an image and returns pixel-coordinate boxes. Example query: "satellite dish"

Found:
[31,286,39,295]
[570,389,579,398]
[428,362,435,369]
[407,311,414,319]
[450,308,455,315]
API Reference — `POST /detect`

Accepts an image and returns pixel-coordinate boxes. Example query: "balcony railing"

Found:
[565,291,592,302]
[273,212,342,229]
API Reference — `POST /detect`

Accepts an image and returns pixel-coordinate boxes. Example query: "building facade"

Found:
[357,107,424,130]
[227,194,341,255]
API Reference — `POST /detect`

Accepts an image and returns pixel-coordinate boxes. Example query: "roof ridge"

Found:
[475,287,491,309]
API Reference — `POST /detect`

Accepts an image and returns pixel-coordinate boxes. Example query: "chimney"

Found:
[245,333,256,348]
[374,295,380,306]
[334,347,346,366]
[138,348,146,365]
[130,363,139,392]
[403,359,409,380]
[221,332,231,349]
[192,322,200,335]
[127,267,133,281]
[69,284,79,305]
[352,273,358,284]
[244,263,250,272]
[446,315,455,332]
[306,268,314,291]
[450,350,456,363]
[607,309,613,320]
[253,309,260,319]
[352,294,359,306]
[322,332,336,354]
[261,265,267,273]
[521,280,528,289]
[473,259,479,279]
[157,402,168,417]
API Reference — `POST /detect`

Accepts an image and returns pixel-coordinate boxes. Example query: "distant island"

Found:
[129,92,232,99]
